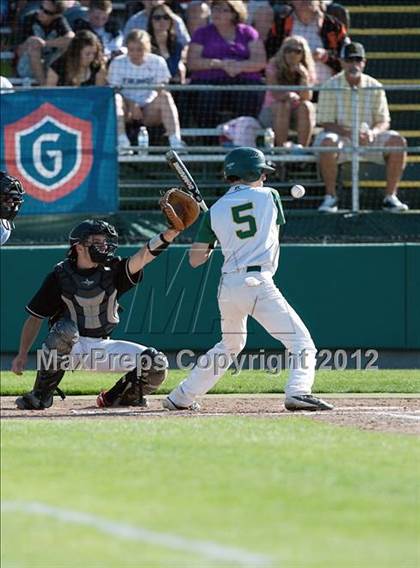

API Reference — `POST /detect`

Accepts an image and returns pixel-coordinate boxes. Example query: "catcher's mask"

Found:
[68,219,118,264]
[223,147,275,182]
[0,171,25,222]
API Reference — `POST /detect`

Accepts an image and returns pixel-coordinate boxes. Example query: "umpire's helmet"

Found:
[223,147,275,182]
[0,171,25,221]
[69,219,118,264]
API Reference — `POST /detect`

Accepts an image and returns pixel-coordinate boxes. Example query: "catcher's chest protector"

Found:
[55,260,119,338]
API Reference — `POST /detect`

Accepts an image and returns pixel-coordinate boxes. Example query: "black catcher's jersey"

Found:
[26,258,142,338]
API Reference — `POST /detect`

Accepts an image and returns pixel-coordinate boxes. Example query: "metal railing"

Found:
[3,83,420,211]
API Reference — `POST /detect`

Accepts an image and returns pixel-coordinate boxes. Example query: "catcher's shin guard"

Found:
[97,369,148,408]
[15,369,66,410]
[96,349,168,408]
[139,348,168,395]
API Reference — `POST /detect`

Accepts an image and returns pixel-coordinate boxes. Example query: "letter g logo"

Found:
[33,133,62,179]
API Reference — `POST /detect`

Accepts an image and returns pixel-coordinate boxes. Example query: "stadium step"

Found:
[386,106,420,130]
[119,159,323,209]
[366,58,420,79]
[349,6,420,28]
[345,0,420,6]
[349,34,419,52]
[401,131,420,147]
[384,88,420,105]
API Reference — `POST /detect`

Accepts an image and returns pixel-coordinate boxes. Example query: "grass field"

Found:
[1,368,420,396]
[2,418,419,568]
[1,370,419,568]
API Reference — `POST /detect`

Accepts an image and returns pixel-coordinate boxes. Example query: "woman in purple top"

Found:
[187,0,266,127]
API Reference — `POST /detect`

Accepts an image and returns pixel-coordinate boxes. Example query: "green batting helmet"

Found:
[223,147,275,182]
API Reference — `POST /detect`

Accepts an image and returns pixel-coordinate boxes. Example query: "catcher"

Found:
[0,171,25,246]
[12,189,199,410]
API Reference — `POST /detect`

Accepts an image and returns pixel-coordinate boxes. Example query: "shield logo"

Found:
[4,103,93,202]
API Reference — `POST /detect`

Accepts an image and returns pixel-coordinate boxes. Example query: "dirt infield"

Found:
[2,395,419,434]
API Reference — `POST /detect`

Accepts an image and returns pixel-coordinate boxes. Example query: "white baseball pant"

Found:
[65,337,148,373]
[169,270,317,407]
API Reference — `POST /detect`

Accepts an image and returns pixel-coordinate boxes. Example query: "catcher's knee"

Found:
[139,348,168,395]
[41,319,79,371]
[44,319,79,355]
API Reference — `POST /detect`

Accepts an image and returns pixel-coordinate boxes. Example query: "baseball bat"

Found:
[165,150,208,212]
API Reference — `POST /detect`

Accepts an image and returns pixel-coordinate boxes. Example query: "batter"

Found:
[163,147,333,412]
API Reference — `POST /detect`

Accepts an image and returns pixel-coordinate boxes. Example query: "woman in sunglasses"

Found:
[16,0,74,85]
[147,3,187,84]
[259,35,316,148]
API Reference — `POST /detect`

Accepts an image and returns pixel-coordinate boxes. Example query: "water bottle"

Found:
[360,122,369,134]
[137,126,149,156]
[264,128,275,151]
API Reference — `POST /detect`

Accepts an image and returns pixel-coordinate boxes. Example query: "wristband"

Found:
[147,233,170,256]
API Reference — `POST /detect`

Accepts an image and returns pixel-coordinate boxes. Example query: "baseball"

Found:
[291,184,306,199]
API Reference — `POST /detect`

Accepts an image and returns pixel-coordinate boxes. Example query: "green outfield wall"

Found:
[1,244,419,352]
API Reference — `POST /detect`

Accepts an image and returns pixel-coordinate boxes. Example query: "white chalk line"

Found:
[1,501,270,567]
[371,412,420,422]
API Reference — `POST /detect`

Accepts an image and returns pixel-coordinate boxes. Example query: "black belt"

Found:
[246,266,261,272]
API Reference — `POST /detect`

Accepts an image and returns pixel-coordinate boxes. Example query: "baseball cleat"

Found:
[96,391,107,408]
[15,391,53,410]
[285,394,334,411]
[162,397,201,411]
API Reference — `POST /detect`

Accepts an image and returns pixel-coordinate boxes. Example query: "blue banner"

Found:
[1,87,117,214]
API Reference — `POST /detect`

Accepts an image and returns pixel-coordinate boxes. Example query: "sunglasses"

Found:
[345,56,364,62]
[40,5,57,16]
[285,47,303,54]
[153,14,170,21]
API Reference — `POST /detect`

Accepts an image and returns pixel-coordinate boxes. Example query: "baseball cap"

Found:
[224,147,275,182]
[341,42,366,60]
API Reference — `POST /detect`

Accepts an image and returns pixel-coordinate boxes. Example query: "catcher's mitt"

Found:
[160,188,200,231]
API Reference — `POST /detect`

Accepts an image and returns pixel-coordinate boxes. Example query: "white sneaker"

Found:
[382,194,409,212]
[162,397,200,411]
[318,194,338,213]
[169,136,188,152]
[118,134,132,155]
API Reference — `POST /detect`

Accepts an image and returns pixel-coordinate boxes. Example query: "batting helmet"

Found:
[223,147,275,182]
[69,219,118,264]
[0,171,25,221]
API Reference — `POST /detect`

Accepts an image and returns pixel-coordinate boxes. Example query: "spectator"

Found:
[16,0,74,85]
[124,0,190,48]
[315,43,408,213]
[265,0,348,85]
[72,0,123,60]
[147,3,187,83]
[46,29,106,86]
[325,2,350,29]
[259,35,315,148]
[108,29,185,150]
[187,0,266,127]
